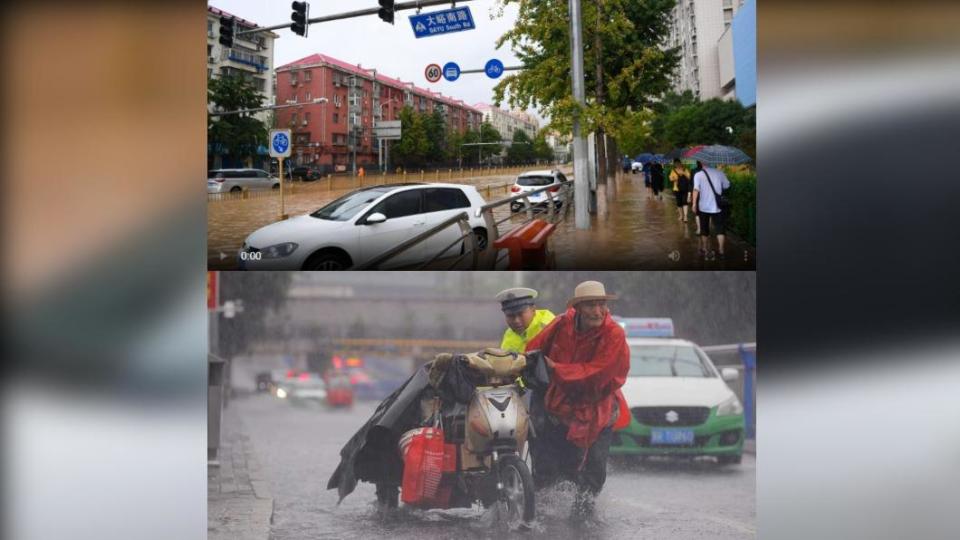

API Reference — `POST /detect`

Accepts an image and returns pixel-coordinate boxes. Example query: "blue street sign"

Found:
[272,132,289,154]
[485,59,504,79]
[409,6,475,39]
[442,62,460,82]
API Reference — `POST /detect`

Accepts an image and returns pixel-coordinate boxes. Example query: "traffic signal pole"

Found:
[235,0,479,35]
[568,0,590,230]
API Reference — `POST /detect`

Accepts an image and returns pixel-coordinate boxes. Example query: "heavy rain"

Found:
[208,272,756,539]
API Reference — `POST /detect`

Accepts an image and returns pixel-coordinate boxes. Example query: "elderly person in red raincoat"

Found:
[525,280,629,520]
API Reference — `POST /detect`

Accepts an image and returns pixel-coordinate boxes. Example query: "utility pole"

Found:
[569,0,590,229]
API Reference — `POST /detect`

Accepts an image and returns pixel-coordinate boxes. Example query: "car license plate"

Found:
[650,429,694,445]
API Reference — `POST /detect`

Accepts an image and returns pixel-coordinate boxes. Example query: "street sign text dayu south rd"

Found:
[409,6,475,38]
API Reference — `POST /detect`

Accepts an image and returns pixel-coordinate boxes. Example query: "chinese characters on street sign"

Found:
[409,6,475,39]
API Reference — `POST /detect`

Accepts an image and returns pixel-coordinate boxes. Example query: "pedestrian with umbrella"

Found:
[689,145,751,260]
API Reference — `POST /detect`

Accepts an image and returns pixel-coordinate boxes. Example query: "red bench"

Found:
[493,218,556,270]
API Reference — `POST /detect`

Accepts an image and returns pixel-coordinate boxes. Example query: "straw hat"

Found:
[567,280,618,308]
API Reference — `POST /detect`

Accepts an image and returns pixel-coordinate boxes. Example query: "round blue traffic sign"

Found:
[442,62,461,82]
[272,132,289,154]
[485,59,504,79]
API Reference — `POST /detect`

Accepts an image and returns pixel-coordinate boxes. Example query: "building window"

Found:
[333,112,339,124]
[305,70,312,81]
[291,113,298,124]
[306,91,311,100]
[305,112,311,124]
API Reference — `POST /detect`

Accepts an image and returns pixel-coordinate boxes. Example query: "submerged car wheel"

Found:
[302,251,351,270]
[230,186,242,193]
[717,454,742,465]
[497,454,535,526]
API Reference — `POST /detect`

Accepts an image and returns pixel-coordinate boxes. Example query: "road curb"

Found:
[744,439,756,455]
[208,408,275,540]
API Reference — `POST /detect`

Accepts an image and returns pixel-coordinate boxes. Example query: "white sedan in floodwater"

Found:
[238,183,489,270]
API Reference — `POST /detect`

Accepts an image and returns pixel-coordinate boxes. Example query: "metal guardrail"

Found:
[477,179,574,267]
[358,178,576,270]
[355,211,479,270]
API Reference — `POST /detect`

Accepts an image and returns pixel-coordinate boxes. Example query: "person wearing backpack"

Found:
[669,158,692,223]
[692,161,732,259]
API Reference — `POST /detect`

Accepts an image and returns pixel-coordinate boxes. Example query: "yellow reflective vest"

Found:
[500,309,556,353]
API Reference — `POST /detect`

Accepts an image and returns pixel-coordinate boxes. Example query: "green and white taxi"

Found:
[610,318,745,464]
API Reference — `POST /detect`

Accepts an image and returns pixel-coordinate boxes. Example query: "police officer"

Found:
[495,287,555,354]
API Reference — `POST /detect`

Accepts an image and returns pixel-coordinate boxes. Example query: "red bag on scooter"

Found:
[400,426,446,506]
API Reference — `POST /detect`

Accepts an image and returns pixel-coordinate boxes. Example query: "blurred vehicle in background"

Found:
[255,371,272,393]
[610,317,745,465]
[207,169,280,194]
[324,373,354,408]
[285,378,328,406]
[291,166,322,181]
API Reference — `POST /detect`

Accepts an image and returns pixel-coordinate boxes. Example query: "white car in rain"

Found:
[208,169,280,193]
[239,183,489,270]
[610,318,746,464]
[509,170,569,212]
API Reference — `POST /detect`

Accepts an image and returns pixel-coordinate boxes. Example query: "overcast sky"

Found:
[211,0,548,125]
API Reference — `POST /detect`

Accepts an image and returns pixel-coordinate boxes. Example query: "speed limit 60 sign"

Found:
[425,63,442,83]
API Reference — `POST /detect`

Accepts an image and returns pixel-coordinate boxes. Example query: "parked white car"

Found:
[239,183,489,270]
[509,170,569,212]
[207,169,280,194]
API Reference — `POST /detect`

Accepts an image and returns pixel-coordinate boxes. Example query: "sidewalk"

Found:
[550,171,756,270]
[208,404,273,540]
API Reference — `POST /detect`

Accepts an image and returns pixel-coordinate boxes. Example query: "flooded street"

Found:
[234,393,755,540]
[208,172,523,270]
[550,174,756,270]
[208,168,754,271]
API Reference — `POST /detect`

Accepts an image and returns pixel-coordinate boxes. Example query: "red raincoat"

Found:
[525,307,630,449]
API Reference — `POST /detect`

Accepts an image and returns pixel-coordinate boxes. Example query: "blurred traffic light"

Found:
[291,1,310,37]
[218,15,235,48]
[378,0,395,24]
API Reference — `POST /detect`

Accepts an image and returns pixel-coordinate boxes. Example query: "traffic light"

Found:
[378,0,394,24]
[218,15,235,48]
[291,1,309,37]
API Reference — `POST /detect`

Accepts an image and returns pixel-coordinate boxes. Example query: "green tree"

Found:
[393,106,431,169]
[479,122,503,164]
[662,98,750,149]
[493,0,679,182]
[424,110,448,164]
[532,130,554,163]
[506,129,534,165]
[612,109,654,157]
[208,75,268,167]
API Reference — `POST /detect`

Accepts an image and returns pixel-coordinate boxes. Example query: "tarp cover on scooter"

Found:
[327,364,431,503]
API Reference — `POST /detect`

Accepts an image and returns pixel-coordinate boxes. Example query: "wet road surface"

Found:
[234,393,755,540]
[549,174,756,270]
[208,168,754,270]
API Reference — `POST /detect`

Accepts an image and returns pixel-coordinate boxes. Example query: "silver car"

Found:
[509,169,569,212]
[207,168,280,194]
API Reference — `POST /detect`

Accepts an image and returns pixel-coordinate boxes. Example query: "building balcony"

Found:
[222,51,268,73]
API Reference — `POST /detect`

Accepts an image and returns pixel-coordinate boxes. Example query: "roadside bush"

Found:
[725,170,756,245]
